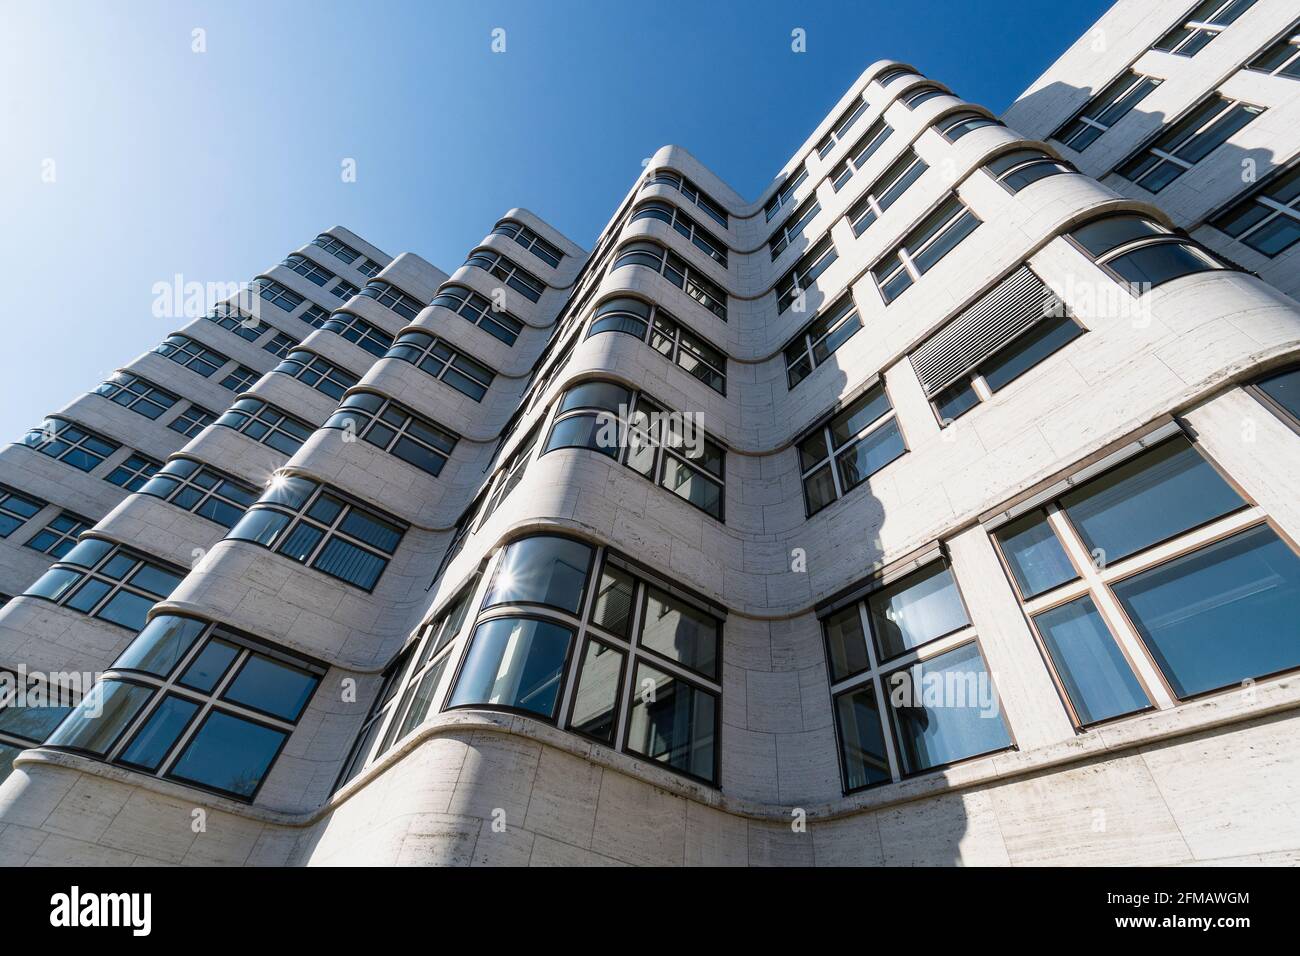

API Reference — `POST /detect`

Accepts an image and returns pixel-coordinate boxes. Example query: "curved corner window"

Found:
[936,109,1000,141]
[1069,215,1226,290]
[323,391,458,477]
[449,616,575,719]
[432,283,524,345]
[586,298,726,394]
[383,330,496,402]
[984,148,1075,193]
[22,539,182,632]
[612,241,727,320]
[214,398,314,455]
[482,535,593,614]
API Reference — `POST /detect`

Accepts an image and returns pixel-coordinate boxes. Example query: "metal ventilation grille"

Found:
[910,265,1065,396]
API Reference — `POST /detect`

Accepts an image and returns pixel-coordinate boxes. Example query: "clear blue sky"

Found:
[0,0,1112,443]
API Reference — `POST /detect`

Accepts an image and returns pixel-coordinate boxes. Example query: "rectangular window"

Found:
[139,456,259,528]
[320,311,394,357]
[776,235,838,313]
[587,298,726,394]
[214,398,314,455]
[152,334,230,378]
[1247,25,1300,77]
[282,254,338,289]
[48,614,322,801]
[641,169,728,228]
[226,476,406,591]
[612,241,727,320]
[462,251,545,303]
[219,364,260,393]
[847,148,928,236]
[768,193,821,259]
[988,432,1300,726]
[765,166,809,221]
[872,195,980,303]
[830,117,892,191]
[23,537,184,632]
[358,280,424,319]
[384,330,496,401]
[301,304,331,329]
[104,452,161,491]
[1052,71,1162,151]
[491,219,564,268]
[0,485,44,538]
[260,331,299,360]
[432,284,525,345]
[477,429,539,527]
[817,95,869,157]
[258,280,304,314]
[1210,163,1300,257]
[1249,364,1300,430]
[1151,0,1257,56]
[798,382,905,515]
[783,294,863,389]
[203,303,263,343]
[333,280,360,300]
[1117,94,1263,193]
[22,417,121,473]
[324,391,459,477]
[94,373,179,421]
[272,349,358,400]
[25,511,91,559]
[167,404,217,440]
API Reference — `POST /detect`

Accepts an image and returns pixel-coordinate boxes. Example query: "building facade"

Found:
[0,0,1298,866]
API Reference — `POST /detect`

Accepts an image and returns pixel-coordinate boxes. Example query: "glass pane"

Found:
[824,605,870,682]
[393,656,450,742]
[1114,525,1300,698]
[660,457,722,518]
[0,697,73,743]
[626,662,716,782]
[483,535,592,614]
[1071,216,1164,257]
[639,587,718,679]
[884,642,1010,774]
[25,568,84,603]
[830,385,891,447]
[227,509,292,548]
[1256,367,1300,422]
[590,565,635,637]
[222,654,319,722]
[96,590,156,632]
[804,466,837,514]
[1035,596,1148,724]
[979,316,1084,392]
[995,511,1077,598]
[835,685,892,789]
[119,695,201,770]
[178,638,241,692]
[933,379,980,423]
[1109,242,1217,287]
[45,680,154,755]
[835,418,905,492]
[568,640,624,744]
[115,614,207,675]
[449,617,574,719]
[314,537,388,589]
[1060,438,1243,564]
[868,562,970,660]
[168,711,287,798]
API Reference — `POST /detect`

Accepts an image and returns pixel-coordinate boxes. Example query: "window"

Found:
[301,304,331,329]
[984,148,1076,192]
[462,251,545,303]
[632,201,729,266]
[355,258,381,278]
[776,235,838,313]
[282,254,338,289]
[432,284,524,345]
[783,294,863,389]
[320,311,394,357]
[46,614,322,800]
[1151,0,1257,56]
[358,280,424,319]
[333,280,360,300]
[872,196,981,303]
[477,429,539,527]
[23,538,183,632]
[448,538,722,783]
[911,266,1081,423]
[817,95,869,157]
[1249,365,1300,430]
[1052,71,1162,151]
[139,457,258,528]
[21,417,120,473]
[335,584,476,788]
[219,364,260,393]
[992,434,1300,725]
[203,303,263,343]
[1117,94,1263,193]
[105,452,161,491]
[1069,215,1226,289]
[214,398,314,455]
[642,169,728,228]
[0,485,44,538]
[798,382,905,515]
[824,559,1011,790]
[768,194,820,259]
[935,109,1001,141]
[0,671,76,755]
[258,280,304,313]
[765,166,809,221]
[544,381,726,520]
[491,219,564,268]
[25,511,90,558]
[324,391,459,477]
[260,330,299,359]
[612,241,727,320]
[1247,25,1300,77]
[312,233,363,264]
[830,117,893,191]
[901,84,946,108]
[94,372,178,421]
[271,349,357,400]
[384,330,496,401]
[874,66,914,85]
[587,297,726,394]
[1210,163,1300,257]
[166,404,215,440]
[152,334,229,378]
[847,148,928,237]
[226,476,405,591]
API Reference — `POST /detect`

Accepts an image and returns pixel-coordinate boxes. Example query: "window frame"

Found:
[1116,93,1264,194]
[138,456,259,529]
[383,329,497,401]
[783,293,864,389]
[871,195,982,304]
[1051,70,1162,151]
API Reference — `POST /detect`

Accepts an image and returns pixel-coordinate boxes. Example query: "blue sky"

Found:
[0,0,1111,442]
